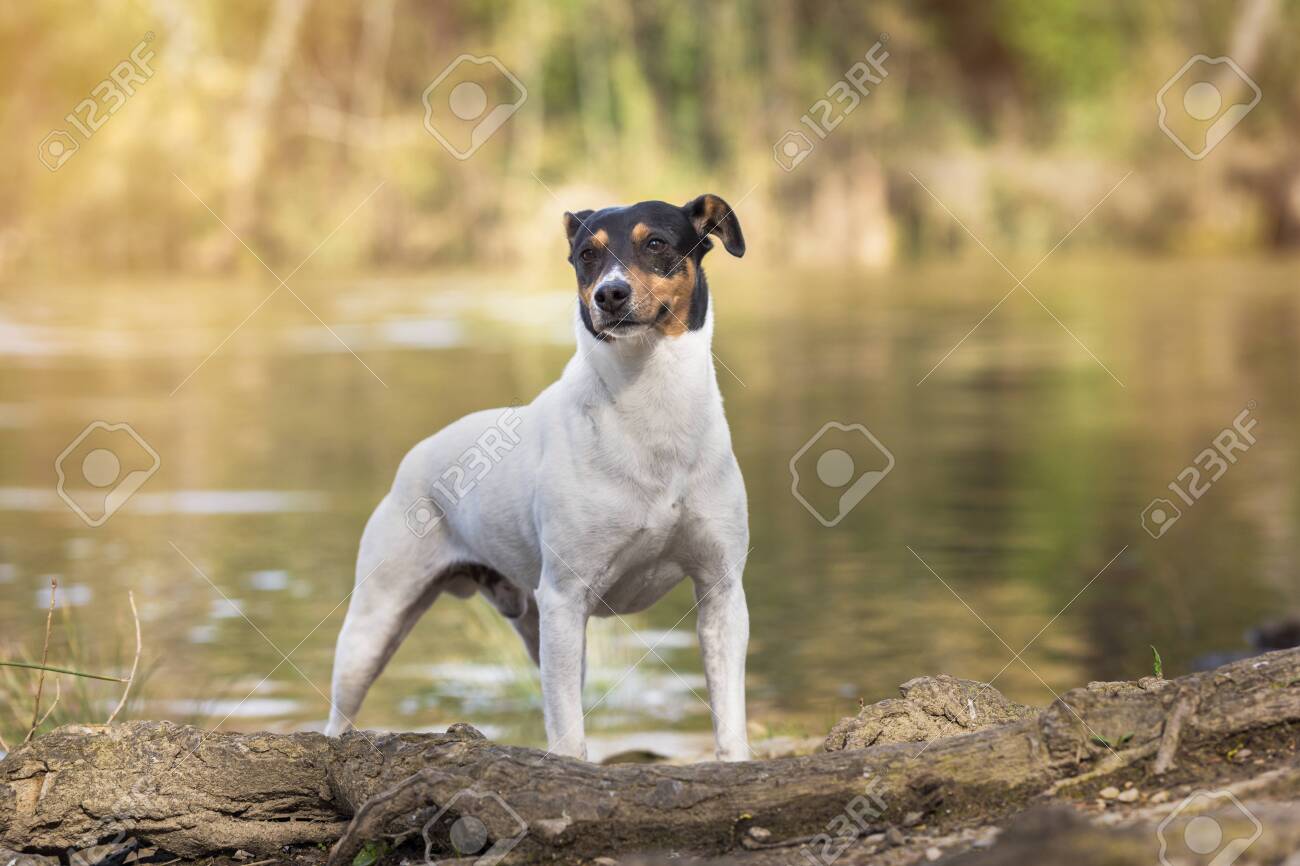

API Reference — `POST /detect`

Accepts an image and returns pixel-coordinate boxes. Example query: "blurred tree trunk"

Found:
[1223,0,1300,248]
[605,2,662,180]
[1227,0,1276,72]
[349,0,394,142]
[571,6,613,168]
[219,0,311,269]
[707,0,761,179]
[350,0,394,260]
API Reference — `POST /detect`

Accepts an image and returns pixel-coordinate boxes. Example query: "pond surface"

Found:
[1,257,1297,755]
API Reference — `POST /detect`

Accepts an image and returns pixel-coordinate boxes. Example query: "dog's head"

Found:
[563,195,745,340]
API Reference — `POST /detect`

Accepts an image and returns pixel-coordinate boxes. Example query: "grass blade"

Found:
[0,661,128,683]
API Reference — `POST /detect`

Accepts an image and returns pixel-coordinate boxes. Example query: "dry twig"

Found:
[107,591,142,724]
[34,678,61,729]
[26,577,57,743]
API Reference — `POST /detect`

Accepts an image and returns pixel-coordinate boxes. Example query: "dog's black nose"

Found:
[594,281,631,313]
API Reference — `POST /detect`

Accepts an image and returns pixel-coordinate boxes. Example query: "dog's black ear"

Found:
[683,194,745,258]
[563,210,594,248]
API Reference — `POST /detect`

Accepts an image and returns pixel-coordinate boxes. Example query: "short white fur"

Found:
[326,220,750,762]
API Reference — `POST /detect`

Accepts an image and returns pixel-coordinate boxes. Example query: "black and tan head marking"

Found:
[563,194,745,341]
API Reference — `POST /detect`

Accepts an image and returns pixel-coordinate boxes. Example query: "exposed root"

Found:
[1153,689,1199,775]
[1044,740,1159,796]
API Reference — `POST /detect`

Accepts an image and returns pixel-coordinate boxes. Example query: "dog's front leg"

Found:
[535,582,589,759]
[695,573,751,761]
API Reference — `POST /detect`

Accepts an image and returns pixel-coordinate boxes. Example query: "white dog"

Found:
[326,194,750,761]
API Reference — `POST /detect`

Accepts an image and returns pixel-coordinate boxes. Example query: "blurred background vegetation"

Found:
[3,0,1299,276]
[2,1,1298,751]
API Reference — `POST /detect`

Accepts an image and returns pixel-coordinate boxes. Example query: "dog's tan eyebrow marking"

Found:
[590,229,609,248]
[631,223,652,243]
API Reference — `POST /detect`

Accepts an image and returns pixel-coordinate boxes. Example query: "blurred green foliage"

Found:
[1,0,1297,275]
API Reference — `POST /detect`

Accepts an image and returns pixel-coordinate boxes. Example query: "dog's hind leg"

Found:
[326,498,446,736]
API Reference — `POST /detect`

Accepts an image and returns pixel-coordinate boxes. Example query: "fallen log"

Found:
[1,648,1298,864]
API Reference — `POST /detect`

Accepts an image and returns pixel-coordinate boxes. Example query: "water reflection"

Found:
[0,260,1296,752]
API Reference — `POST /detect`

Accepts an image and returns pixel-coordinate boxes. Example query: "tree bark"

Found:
[2,649,1298,864]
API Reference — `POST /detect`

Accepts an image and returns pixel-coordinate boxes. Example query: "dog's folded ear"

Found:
[683,194,745,258]
[563,210,595,247]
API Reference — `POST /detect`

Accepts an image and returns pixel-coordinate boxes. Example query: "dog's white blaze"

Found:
[595,262,629,290]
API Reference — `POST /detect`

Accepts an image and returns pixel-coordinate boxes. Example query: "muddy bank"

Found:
[2,648,1299,865]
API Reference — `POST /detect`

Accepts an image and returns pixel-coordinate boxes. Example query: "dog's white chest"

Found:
[581,487,691,613]
[630,488,688,554]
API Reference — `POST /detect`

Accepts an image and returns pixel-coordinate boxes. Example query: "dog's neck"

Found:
[566,303,723,439]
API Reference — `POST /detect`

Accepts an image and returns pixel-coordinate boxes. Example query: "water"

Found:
[1,258,1297,754]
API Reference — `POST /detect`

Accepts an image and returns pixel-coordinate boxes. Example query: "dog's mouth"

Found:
[596,303,672,336]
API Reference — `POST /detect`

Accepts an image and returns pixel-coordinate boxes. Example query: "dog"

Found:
[326,194,750,761]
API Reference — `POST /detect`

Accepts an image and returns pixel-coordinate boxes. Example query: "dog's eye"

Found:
[646,238,667,252]
[579,248,598,263]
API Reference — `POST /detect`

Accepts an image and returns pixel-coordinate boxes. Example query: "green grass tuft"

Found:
[352,840,388,866]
